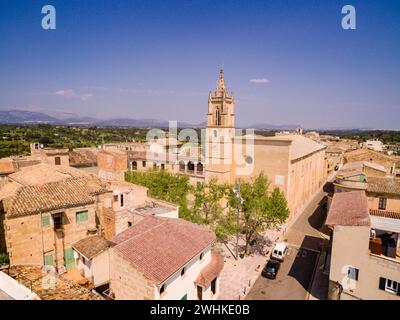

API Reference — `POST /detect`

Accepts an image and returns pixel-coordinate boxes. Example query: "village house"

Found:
[108,216,223,300]
[331,161,400,214]
[326,191,400,300]
[71,235,112,288]
[97,149,128,182]
[343,148,397,175]
[0,164,111,272]
[29,142,70,166]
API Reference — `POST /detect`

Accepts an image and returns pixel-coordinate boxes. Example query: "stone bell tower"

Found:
[205,68,236,183]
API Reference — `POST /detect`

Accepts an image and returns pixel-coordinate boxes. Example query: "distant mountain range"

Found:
[0,109,378,131]
[0,109,203,128]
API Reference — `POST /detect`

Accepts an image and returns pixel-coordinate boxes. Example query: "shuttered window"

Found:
[76,210,89,223]
[379,277,400,296]
[44,254,54,266]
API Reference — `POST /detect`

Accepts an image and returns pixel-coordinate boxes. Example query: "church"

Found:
[204,69,327,218]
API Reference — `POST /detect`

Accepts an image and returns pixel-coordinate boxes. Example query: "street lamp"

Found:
[233,179,243,260]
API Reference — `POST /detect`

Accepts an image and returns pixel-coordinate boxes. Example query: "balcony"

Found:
[369,236,400,262]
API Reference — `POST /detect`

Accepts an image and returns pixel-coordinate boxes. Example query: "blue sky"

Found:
[0,0,399,129]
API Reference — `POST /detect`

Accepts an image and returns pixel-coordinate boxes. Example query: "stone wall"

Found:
[110,248,155,300]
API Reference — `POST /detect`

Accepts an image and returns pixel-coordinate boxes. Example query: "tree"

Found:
[125,169,192,218]
[192,179,236,239]
[229,173,289,254]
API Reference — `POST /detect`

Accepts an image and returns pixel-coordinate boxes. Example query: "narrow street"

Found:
[246,186,331,300]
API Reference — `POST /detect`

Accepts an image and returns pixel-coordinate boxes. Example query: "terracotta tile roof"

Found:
[110,216,215,284]
[69,150,97,167]
[0,158,16,175]
[370,209,400,220]
[195,251,224,287]
[8,163,89,186]
[326,191,371,226]
[3,176,108,217]
[72,235,111,260]
[367,177,400,196]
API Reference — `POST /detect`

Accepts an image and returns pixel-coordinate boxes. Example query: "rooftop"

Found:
[0,158,16,175]
[7,163,89,186]
[72,235,111,260]
[69,149,98,167]
[131,200,176,216]
[245,134,326,161]
[326,191,371,227]
[3,176,108,218]
[370,209,400,220]
[110,216,215,284]
[195,251,224,287]
[8,266,103,300]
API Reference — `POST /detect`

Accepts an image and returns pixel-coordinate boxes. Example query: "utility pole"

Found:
[235,179,241,260]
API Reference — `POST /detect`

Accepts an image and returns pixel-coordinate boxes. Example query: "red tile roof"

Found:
[110,216,216,284]
[326,191,371,226]
[72,235,111,260]
[370,209,400,220]
[3,176,108,217]
[195,251,224,287]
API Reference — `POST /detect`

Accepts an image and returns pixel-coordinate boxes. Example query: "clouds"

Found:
[55,89,93,101]
[249,78,270,84]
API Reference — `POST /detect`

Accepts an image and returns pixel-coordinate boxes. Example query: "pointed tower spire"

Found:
[216,67,226,95]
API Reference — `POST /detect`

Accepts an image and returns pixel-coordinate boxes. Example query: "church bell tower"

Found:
[205,69,235,183]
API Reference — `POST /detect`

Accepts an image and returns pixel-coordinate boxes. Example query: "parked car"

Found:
[261,259,281,279]
[271,242,288,262]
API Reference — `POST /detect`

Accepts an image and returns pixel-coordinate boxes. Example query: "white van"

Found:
[271,242,288,262]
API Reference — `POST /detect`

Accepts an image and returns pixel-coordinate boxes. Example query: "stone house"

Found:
[326,191,400,300]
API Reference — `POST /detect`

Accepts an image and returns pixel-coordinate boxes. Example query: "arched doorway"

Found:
[196,162,203,175]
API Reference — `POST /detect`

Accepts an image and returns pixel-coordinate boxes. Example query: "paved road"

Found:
[246,187,330,300]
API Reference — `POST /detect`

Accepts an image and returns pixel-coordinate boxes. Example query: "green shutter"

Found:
[76,210,89,223]
[64,248,76,270]
[41,215,50,227]
[181,294,187,300]
[44,254,54,266]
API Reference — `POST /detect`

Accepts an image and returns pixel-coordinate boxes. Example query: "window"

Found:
[347,267,359,281]
[142,161,146,167]
[44,253,54,266]
[53,213,63,231]
[378,197,387,210]
[199,253,204,261]
[128,221,132,228]
[211,278,217,295]
[161,163,165,170]
[41,215,50,227]
[153,163,157,169]
[181,267,186,277]
[131,161,137,170]
[54,157,61,165]
[76,210,89,223]
[113,195,118,202]
[120,194,124,207]
[379,277,400,295]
